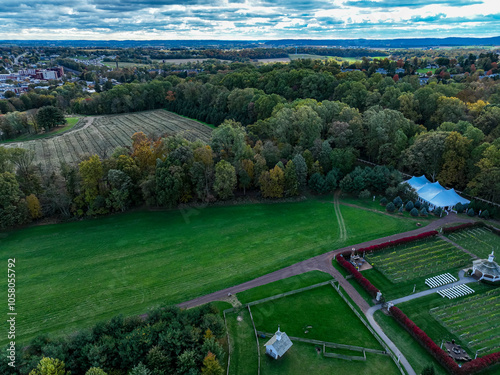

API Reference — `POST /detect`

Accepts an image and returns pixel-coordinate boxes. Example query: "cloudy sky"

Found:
[0,0,498,40]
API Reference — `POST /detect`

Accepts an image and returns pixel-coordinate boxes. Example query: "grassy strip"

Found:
[237,271,333,304]
[0,199,417,346]
[340,195,439,222]
[226,308,258,375]
[259,339,399,375]
[163,109,216,129]
[361,266,468,301]
[373,310,448,375]
[0,117,80,144]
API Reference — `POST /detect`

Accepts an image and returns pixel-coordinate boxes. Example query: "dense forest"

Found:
[0,305,226,375]
[1,55,500,229]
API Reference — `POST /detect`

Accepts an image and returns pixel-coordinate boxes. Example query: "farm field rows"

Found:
[0,198,419,346]
[1,110,212,171]
[446,227,500,259]
[430,288,500,355]
[365,238,472,282]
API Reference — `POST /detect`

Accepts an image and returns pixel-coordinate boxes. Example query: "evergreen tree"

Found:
[284,160,299,197]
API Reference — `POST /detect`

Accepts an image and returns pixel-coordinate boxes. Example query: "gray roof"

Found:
[264,330,293,357]
[473,254,500,278]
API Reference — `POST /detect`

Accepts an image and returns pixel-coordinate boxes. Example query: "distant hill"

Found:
[1,37,500,49]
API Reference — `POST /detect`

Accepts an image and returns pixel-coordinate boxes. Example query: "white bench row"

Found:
[438,284,475,299]
[425,273,457,288]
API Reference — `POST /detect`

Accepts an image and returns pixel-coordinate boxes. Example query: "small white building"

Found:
[264,326,293,359]
[472,252,500,284]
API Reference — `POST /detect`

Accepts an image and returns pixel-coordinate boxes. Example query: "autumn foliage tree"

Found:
[259,164,285,198]
[131,132,164,175]
[201,352,223,375]
[213,160,237,199]
[26,194,42,219]
[29,357,69,375]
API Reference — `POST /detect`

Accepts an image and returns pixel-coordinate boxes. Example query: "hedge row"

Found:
[391,306,460,373]
[335,231,438,298]
[336,253,379,298]
[349,230,439,255]
[442,222,479,234]
[391,306,500,375]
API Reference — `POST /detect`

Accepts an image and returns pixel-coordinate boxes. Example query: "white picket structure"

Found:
[437,284,475,299]
[425,273,457,288]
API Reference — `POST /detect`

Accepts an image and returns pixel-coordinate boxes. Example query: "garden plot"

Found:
[446,227,500,259]
[430,288,500,356]
[365,238,472,282]
[1,110,213,171]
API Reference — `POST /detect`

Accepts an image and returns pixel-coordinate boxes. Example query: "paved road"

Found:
[177,212,475,375]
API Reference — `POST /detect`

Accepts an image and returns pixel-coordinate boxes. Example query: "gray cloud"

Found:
[0,0,497,39]
[344,0,483,9]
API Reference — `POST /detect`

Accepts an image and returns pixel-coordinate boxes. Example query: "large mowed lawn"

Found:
[228,281,399,375]
[0,198,418,345]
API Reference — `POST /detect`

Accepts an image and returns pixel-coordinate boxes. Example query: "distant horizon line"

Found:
[1,36,500,41]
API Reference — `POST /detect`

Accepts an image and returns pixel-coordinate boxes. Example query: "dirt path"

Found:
[334,191,347,241]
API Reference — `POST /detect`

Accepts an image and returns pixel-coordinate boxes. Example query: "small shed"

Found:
[472,252,500,284]
[264,326,293,359]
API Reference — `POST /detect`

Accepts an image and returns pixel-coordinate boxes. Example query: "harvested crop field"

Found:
[1,110,212,171]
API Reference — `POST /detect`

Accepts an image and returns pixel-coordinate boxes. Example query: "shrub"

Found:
[359,189,371,199]
[414,200,421,209]
[410,207,419,217]
[393,196,403,206]
[386,202,396,212]
[405,201,414,212]
[420,207,428,216]
[309,173,328,194]
[399,206,404,214]
[380,197,388,206]
[455,202,464,213]
[467,208,475,217]
[443,222,477,233]
[434,206,442,216]
[480,210,490,219]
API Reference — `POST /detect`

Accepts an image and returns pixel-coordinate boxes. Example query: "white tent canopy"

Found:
[404,176,470,210]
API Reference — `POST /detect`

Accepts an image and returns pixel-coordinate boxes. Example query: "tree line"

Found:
[0,304,226,375]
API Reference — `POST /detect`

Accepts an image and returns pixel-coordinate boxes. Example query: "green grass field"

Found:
[0,117,79,144]
[250,285,381,347]
[0,198,419,346]
[237,271,333,304]
[365,238,472,283]
[228,282,399,375]
[417,68,437,74]
[103,61,151,68]
[445,227,500,259]
[374,310,448,375]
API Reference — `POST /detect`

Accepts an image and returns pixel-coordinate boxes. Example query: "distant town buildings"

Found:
[0,67,64,82]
